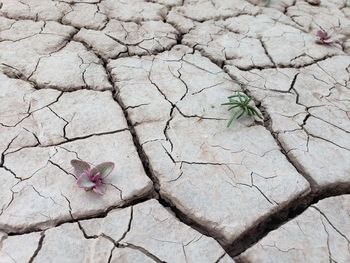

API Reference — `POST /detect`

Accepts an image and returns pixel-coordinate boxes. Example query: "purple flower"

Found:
[71,159,115,195]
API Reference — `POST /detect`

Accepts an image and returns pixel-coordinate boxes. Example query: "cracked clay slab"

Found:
[0,72,152,232]
[81,199,235,263]
[238,195,350,263]
[0,231,42,263]
[0,72,126,151]
[0,132,153,233]
[0,18,77,79]
[226,55,350,191]
[74,19,179,60]
[0,200,235,263]
[109,46,311,245]
[220,13,345,68]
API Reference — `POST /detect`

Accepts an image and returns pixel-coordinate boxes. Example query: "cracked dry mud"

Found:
[0,1,349,263]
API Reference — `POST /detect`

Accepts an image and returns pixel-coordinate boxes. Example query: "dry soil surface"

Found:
[0,0,350,262]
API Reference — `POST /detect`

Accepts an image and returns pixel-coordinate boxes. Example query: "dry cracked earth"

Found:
[0,0,350,262]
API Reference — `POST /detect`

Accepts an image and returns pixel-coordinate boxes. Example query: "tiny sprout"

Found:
[71,159,115,195]
[222,92,263,127]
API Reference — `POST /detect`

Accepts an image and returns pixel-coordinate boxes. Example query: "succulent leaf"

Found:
[71,159,90,177]
[77,174,96,189]
[95,162,115,178]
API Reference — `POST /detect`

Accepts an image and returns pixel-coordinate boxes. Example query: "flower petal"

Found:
[77,174,95,189]
[93,185,105,195]
[71,159,90,177]
[95,162,115,178]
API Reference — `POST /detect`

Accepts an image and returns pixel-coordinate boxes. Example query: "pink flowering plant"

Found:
[315,27,345,46]
[315,28,334,45]
[71,159,115,195]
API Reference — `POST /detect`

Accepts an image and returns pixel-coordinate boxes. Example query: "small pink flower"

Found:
[316,28,333,45]
[71,159,115,195]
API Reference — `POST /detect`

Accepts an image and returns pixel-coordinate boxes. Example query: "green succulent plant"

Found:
[222,92,263,127]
